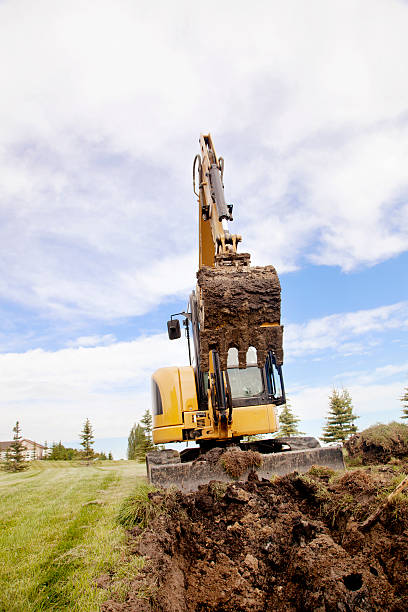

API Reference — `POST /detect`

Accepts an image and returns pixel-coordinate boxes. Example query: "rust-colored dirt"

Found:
[196,264,283,371]
[103,467,408,611]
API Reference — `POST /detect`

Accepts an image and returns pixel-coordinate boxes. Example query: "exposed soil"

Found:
[197,264,283,371]
[103,467,408,611]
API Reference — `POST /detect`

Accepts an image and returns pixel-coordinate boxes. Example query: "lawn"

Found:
[0,460,146,611]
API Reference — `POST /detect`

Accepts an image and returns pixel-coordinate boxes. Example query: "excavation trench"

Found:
[103,468,408,612]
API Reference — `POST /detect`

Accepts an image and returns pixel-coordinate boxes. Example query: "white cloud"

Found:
[0,1,407,319]
[285,301,408,358]
[334,360,408,386]
[291,380,405,426]
[0,332,188,442]
[66,334,116,348]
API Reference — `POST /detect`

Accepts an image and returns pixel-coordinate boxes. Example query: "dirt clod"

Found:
[103,468,408,611]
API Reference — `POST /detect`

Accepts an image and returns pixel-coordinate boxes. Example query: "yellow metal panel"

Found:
[152,367,183,431]
[229,404,279,437]
[153,425,184,444]
[152,366,198,443]
[199,214,215,268]
[178,366,198,413]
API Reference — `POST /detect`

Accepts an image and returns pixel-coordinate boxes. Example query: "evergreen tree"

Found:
[401,386,408,420]
[276,400,304,437]
[108,452,113,460]
[141,409,154,451]
[3,421,28,472]
[127,423,146,461]
[48,441,80,460]
[321,388,358,443]
[79,418,95,461]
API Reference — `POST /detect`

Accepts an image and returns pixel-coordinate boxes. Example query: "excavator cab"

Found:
[226,347,285,408]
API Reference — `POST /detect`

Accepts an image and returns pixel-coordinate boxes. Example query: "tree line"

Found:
[1,418,113,472]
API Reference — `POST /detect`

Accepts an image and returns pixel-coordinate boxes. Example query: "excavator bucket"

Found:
[197,257,284,372]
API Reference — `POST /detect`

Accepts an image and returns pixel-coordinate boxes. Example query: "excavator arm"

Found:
[193,133,242,267]
[192,133,283,374]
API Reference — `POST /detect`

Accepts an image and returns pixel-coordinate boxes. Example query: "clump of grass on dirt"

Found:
[210,481,228,500]
[345,421,408,465]
[308,465,336,482]
[117,483,163,529]
[296,469,375,527]
[220,448,262,478]
[362,422,408,447]
[333,469,377,494]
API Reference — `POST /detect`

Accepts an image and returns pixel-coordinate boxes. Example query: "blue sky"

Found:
[0,0,407,457]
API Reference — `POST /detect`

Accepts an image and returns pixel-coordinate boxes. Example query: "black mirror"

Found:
[167,319,181,340]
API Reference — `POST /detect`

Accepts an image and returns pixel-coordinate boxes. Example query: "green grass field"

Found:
[0,460,147,611]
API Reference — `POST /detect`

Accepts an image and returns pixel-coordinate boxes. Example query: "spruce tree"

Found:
[108,452,113,460]
[79,418,95,461]
[141,409,154,454]
[127,423,146,461]
[3,421,28,472]
[321,388,358,443]
[401,386,408,420]
[276,400,304,437]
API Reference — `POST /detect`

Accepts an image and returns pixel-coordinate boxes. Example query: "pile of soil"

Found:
[103,467,408,611]
[345,422,408,465]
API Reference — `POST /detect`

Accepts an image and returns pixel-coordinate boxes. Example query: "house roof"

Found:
[0,439,46,450]
[0,441,13,450]
[22,439,46,449]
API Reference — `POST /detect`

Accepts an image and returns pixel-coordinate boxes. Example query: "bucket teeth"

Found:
[197,263,284,371]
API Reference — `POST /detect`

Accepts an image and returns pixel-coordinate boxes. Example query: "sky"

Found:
[0,0,407,458]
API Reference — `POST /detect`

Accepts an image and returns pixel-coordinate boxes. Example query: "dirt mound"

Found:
[345,422,408,465]
[103,468,408,611]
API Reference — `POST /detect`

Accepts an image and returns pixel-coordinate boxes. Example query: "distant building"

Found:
[0,439,47,461]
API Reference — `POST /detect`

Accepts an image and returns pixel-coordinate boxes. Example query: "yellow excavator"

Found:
[146,134,344,490]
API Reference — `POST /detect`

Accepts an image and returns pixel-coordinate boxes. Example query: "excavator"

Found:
[146,134,344,490]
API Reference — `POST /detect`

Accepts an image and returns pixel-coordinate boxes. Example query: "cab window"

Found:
[151,380,163,415]
[226,346,264,399]
[265,353,285,403]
